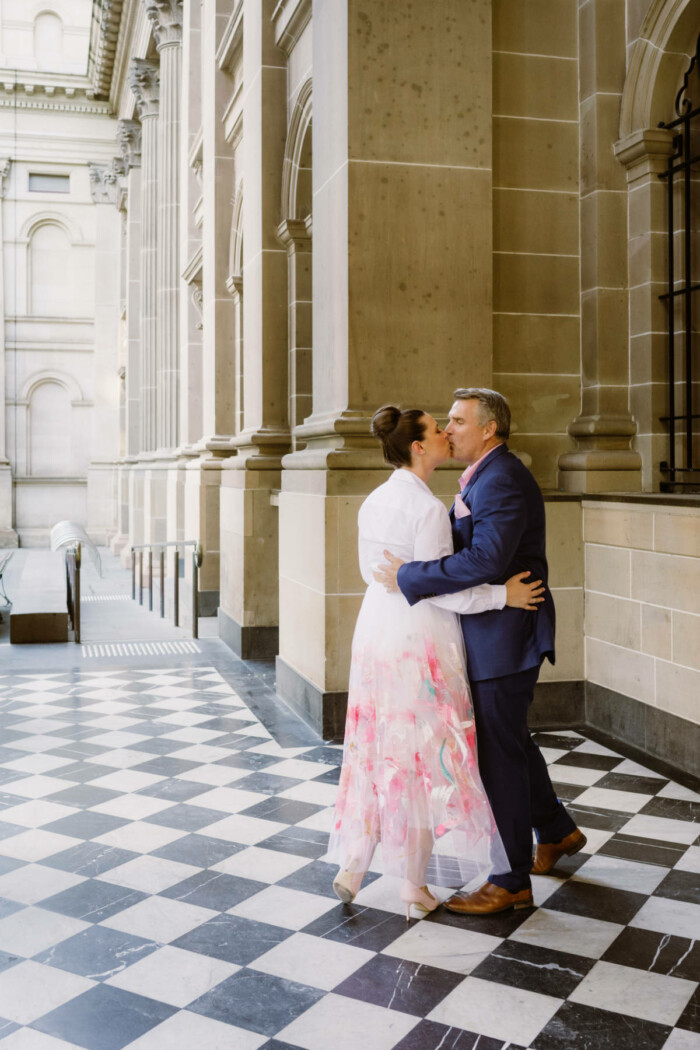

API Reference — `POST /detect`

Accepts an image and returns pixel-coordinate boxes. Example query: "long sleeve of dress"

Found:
[413,502,506,616]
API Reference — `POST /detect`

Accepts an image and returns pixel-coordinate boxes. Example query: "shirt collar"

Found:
[458,443,504,490]
[391,468,434,497]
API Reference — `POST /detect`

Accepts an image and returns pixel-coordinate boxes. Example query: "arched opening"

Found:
[228,185,244,434]
[33,11,64,69]
[29,222,74,316]
[29,381,73,476]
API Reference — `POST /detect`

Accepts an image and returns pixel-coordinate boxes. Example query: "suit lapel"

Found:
[462,443,508,499]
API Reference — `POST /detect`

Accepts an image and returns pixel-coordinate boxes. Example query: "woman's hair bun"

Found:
[371,405,401,439]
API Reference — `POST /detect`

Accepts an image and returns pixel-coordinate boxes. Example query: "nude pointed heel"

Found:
[400,883,439,919]
[333,868,365,904]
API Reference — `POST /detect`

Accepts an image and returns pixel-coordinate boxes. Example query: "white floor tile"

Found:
[91,795,175,820]
[547,764,607,787]
[612,759,666,779]
[123,1011,267,1050]
[0,906,88,957]
[94,821,185,853]
[675,846,700,874]
[658,782,700,802]
[228,885,338,930]
[101,895,216,943]
[427,975,562,1046]
[9,738,73,754]
[0,961,92,1025]
[97,855,199,894]
[249,931,373,991]
[197,814,286,845]
[277,992,419,1050]
[89,770,166,793]
[572,854,669,895]
[0,800,78,828]
[187,787,269,813]
[106,944,238,1006]
[295,808,336,833]
[263,759,336,781]
[82,731,145,749]
[175,765,248,786]
[569,960,697,1026]
[382,921,502,974]
[211,846,310,883]
[0,830,82,862]
[278,782,339,806]
[167,745,233,764]
[2,755,73,775]
[85,749,155,770]
[574,787,653,814]
[620,814,700,846]
[663,1029,700,1050]
[511,908,625,959]
[630,896,700,940]
[0,1028,83,1049]
[0,863,84,905]
[3,776,76,800]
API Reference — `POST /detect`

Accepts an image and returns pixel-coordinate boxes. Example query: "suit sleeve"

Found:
[397,471,526,606]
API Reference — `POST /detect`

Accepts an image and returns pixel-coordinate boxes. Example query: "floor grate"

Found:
[82,595,132,602]
[81,641,201,658]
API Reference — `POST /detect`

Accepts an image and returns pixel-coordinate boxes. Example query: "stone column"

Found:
[218,0,288,656]
[117,120,144,560]
[86,162,123,545]
[276,0,493,736]
[129,59,159,455]
[0,159,17,546]
[145,0,182,452]
[129,58,165,542]
[558,0,641,492]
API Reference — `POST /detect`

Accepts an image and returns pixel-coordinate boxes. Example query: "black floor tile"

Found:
[335,954,463,1015]
[598,833,687,868]
[532,1001,671,1050]
[425,903,533,939]
[531,733,584,751]
[295,747,343,767]
[32,983,176,1050]
[215,751,280,771]
[42,811,129,840]
[311,766,341,785]
[471,939,595,998]
[34,924,159,979]
[173,914,292,965]
[653,868,700,905]
[551,752,622,772]
[640,796,700,823]
[142,803,229,832]
[128,738,188,755]
[136,778,210,802]
[550,782,588,802]
[52,763,117,783]
[189,969,324,1036]
[161,870,266,910]
[40,878,147,922]
[393,1021,507,1049]
[41,842,140,877]
[260,827,330,860]
[602,926,700,981]
[595,772,667,795]
[543,880,646,924]
[278,859,381,898]
[131,756,200,777]
[677,986,700,1034]
[151,832,244,868]
[234,773,303,796]
[304,905,418,952]
[566,805,631,832]
[0,899,23,921]
[47,785,121,809]
[242,798,324,825]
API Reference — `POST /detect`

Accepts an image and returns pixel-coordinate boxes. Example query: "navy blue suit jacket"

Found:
[397,444,556,681]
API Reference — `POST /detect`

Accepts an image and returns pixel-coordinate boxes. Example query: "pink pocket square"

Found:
[454,494,471,519]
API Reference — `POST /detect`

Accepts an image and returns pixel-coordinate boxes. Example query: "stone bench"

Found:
[9,550,69,643]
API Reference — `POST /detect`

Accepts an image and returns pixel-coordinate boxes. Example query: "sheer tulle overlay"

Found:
[327,581,510,889]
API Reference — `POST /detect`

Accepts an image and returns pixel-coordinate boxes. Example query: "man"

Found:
[375,388,585,913]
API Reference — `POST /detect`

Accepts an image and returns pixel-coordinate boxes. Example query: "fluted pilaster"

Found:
[129,59,159,452]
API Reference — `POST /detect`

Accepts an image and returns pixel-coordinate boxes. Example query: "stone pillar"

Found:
[129,59,159,455]
[146,0,182,453]
[86,162,123,545]
[277,218,312,450]
[219,0,288,656]
[558,0,642,492]
[129,57,166,542]
[276,0,493,736]
[117,120,144,561]
[0,159,16,546]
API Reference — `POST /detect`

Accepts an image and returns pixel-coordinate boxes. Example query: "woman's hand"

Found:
[505,571,545,610]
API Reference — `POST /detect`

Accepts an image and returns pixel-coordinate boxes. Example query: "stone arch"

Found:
[19,369,85,406]
[620,0,700,136]
[20,212,83,245]
[281,79,312,223]
[20,371,90,478]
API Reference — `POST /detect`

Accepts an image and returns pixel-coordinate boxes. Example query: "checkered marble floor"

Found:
[0,666,695,1050]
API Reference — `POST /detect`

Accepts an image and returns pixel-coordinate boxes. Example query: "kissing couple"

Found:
[327,387,585,918]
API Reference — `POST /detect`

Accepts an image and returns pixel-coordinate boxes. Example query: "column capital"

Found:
[0,159,10,199]
[129,58,159,119]
[144,0,183,50]
[88,160,124,205]
[117,119,142,171]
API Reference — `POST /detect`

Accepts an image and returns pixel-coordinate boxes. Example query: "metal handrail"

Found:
[65,543,81,644]
[130,540,203,639]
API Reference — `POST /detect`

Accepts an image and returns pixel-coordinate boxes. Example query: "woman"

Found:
[327,406,544,919]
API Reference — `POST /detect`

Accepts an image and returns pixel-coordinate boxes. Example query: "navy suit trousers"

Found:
[469,664,576,892]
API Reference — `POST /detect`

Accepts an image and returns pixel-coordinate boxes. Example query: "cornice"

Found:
[0,95,111,114]
[273,0,312,56]
[88,0,125,100]
[216,1,243,72]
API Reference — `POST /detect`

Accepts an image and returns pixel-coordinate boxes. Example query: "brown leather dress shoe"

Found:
[443,881,534,915]
[531,828,587,875]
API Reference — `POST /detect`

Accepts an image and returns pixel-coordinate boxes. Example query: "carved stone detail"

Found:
[144,0,183,50]
[88,161,124,204]
[0,159,10,199]
[129,59,159,120]
[117,119,142,171]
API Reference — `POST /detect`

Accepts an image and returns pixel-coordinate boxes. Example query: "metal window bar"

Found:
[658,35,700,491]
[130,541,202,638]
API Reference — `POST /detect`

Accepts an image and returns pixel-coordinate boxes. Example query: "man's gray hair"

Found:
[453,387,510,440]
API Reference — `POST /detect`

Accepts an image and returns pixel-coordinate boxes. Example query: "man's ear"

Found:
[484,419,498,439]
